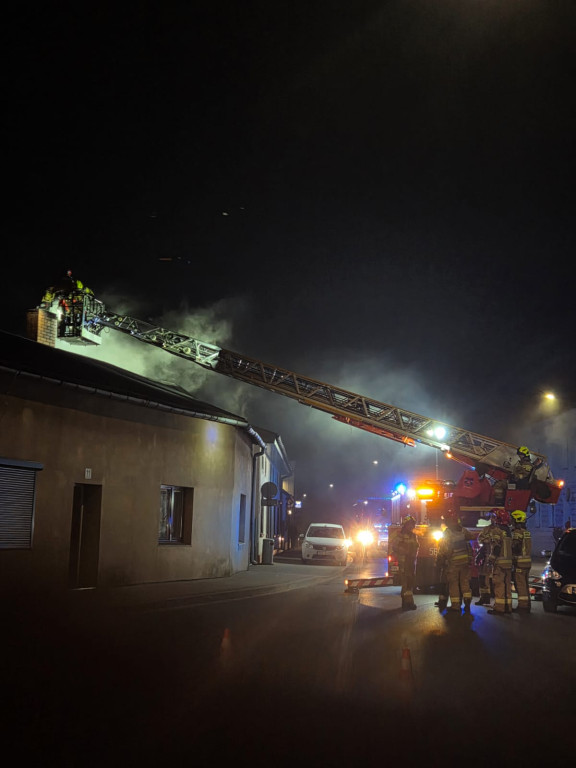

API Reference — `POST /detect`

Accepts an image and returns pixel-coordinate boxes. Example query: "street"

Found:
[3,554,575,767]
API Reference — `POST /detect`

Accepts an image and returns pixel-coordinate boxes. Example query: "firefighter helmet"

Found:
[495,509,511,525]
[517,446,531,458]
[402,514,416,527]
[511,510,526,523]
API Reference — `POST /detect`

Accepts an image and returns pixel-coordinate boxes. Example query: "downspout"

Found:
[250,444,266,566]
[279,471,291,550]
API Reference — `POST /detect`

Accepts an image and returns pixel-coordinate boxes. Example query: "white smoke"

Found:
[69,292,468,502]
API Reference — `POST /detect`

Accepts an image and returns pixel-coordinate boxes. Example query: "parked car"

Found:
[541,528,576,613]
[300,523,350,566]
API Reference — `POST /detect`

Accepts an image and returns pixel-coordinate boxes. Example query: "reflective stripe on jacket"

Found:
[439,528,473,568]
[512,528,532,569]
[492,525,513,569]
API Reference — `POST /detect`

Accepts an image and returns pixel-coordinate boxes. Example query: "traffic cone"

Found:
[220,627,232,669]
[220,627,232,654]
[399,646,415,702]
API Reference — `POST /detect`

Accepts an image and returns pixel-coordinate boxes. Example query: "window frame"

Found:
[158,484,193,545]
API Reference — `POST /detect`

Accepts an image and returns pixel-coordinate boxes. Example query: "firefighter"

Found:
[436,517,475,614]
[486,509,513,615]
[52,270,93,297]
[512,446,534,490]
[434,522,448,611]
[474,518,493,606]
[392,515,419,611]
[511,509,532,612]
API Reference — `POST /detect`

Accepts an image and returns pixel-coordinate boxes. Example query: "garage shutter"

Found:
[0,460,42,549]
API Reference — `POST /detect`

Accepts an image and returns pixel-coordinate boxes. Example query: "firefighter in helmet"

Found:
[512,446,534,490]
[391,515,419,611]
[436,516,475,614]
[474,517,493,606]
[511,510,532,612]
[485,509,513,615]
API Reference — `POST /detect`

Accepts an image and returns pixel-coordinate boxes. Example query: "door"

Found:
[68,483,102,588]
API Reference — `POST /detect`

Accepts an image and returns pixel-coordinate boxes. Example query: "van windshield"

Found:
[308,527,344,539]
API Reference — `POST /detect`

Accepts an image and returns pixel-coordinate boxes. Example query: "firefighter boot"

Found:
[475,594,490,606]
[435,599,447,612]
[463,598,472,615]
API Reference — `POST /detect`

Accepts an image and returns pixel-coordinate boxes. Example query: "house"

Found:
[0,328,293,596]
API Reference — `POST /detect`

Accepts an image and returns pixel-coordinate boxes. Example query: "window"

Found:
[159,485,193,544]
[238,493,247,544]
[0,458,43,550]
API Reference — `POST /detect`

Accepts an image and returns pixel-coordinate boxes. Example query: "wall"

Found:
[0,374,255,593]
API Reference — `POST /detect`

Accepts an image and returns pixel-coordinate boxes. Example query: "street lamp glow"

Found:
[544,392,556,401]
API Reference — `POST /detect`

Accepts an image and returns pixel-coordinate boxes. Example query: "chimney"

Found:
[27,308,58,348]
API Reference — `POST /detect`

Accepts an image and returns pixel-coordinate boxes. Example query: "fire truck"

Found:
[386,477,492,593]
[37,284,564,591]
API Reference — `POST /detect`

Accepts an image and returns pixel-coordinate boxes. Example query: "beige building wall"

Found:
[0,375,255,593]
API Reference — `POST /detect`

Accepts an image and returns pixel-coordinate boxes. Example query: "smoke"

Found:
[523,408,576,478]
[69,292,470,503]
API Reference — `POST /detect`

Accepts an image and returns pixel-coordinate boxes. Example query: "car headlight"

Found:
[303,541,312,549]
[357,530,374,546]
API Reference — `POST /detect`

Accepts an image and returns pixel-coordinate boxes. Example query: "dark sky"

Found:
[4,1,576,511]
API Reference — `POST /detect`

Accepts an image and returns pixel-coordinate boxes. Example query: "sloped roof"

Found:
[0,330,248,425]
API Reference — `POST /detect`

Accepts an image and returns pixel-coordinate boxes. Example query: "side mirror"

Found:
[298,533,304,541]
[541,549,552,559]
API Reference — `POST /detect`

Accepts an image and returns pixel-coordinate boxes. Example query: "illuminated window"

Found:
[158,485,193,545]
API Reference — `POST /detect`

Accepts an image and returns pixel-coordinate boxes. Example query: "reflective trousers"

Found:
[446,563,472,609]
[492,566,513,613]
[514,566,531,611]
[399,564,416,608]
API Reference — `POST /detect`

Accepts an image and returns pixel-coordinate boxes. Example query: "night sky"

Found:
[4,2,576,512]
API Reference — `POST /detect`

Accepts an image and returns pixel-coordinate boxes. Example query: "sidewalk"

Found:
[62,550,336,613]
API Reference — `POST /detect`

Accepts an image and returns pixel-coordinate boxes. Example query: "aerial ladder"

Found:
[38,288,564,518]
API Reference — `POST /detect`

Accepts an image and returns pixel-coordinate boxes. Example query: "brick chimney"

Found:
[26,308,58,347]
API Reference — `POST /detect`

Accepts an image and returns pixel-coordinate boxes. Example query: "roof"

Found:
[0,329,249,426]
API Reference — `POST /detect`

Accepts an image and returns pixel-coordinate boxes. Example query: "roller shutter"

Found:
[0,458,43,549]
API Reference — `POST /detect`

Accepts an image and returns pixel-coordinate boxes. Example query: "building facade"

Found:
[0,329,293,595]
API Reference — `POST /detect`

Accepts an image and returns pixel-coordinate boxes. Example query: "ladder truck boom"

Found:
[40,289,564,509]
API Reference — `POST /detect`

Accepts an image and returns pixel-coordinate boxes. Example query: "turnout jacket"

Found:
[392,530,420,566]
[477,523,513,569]
[437,526,475,569]
[512,526,532,569]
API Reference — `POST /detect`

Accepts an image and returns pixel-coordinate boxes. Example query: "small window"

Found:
[238,493,247,544]
[159,485,193,545]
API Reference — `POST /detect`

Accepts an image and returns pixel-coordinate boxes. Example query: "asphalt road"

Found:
[3,553,573,767]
